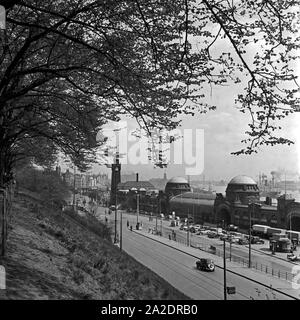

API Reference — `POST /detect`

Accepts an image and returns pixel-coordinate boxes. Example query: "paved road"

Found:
[123,228,292,300]
[96,207,299,300]
[114,210,298,279]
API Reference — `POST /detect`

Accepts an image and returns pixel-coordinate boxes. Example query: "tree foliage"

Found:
[16,165,70,208]
[0,0,299,186]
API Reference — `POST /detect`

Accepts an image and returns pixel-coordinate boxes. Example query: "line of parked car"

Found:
[178,224,265,245]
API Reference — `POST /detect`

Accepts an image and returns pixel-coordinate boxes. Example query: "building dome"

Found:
[228,175,257,185]
[226,175,259,204]
[167,177,189,184]
[165,176,191,197]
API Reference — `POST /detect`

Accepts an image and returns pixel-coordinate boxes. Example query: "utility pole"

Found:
[114,168,118,243]
[120,209,122,251]
[136,192,140,226]
[229,236,232,262]
[187,213,190,246]
[248,203,253,268]
[223,220,227,300]
[156,196,160,232]
[113,152,120,244]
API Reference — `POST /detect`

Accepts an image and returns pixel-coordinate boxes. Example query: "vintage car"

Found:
[207,231,218,238]
[196,258,215,272]
[237,238,249,245]
[287,253,299,261]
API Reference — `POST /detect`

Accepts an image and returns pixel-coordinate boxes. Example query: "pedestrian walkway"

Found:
[248,242,300,264]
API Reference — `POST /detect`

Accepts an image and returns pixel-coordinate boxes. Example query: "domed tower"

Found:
[164,176,191,215]
[165,177,191,198]
[226,175,259,204]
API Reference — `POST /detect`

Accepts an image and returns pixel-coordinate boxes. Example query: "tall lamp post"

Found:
[119,207,122,251]
[137,192,139,226]
[229,235,232,262]
[114,168,118,244]
[187,211,190,247]
[248,203,254,268]
[131,187,141,229]
[112,151,121,244]
[223,220,227,300]
[156,195,160,232]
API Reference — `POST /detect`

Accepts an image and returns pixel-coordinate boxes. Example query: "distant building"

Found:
[116,179,158,212]
[117,180,155,192]
[81,174,89,191]
[74,174,82,190]
[165,176,191,198]
[168,174,300,231]
[62,169,73,187]
[62,170,109,191]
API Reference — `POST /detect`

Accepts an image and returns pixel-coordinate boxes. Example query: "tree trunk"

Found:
[0,147,12,257]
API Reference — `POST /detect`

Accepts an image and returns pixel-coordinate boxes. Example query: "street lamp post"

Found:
[248,203,253,268]
[229,235,232,262]
[156,196,160,233]
[223,220,227,301]
[120,209,123,251]
[187,215,190,247]
[114,166,118,244]
[137,192,139,226]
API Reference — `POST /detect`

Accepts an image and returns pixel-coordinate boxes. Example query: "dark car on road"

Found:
[189,226,196,233]
[196,258,215,272]
[237,238,249,245]
[252,236,265,244]
[287,253,299,261]
[227,224,238,231]
[245,235,265,244]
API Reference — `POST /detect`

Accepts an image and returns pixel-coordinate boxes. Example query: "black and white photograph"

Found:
[0,0,299,307]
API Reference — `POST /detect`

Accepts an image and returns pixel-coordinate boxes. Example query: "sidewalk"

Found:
[248,242,300,264]
[135,228,300,300]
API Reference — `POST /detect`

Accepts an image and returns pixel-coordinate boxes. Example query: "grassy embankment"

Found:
[0,190,189,300]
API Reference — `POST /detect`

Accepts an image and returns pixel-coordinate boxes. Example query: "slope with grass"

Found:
[0,192,189,300]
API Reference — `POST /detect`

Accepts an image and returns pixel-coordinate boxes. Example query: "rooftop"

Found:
[117,181,155,190]
[228,175,257,185]
[167,177,189,184]
[172,191,216,200]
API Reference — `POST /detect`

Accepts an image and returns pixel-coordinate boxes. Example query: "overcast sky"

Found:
[92,81,300,182]
[89,9,300,183]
